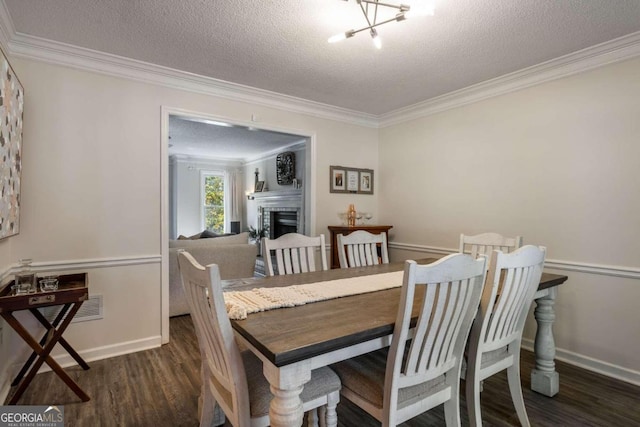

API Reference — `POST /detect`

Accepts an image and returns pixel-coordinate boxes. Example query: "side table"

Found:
[327,225,393,269]
[0,273,91,404]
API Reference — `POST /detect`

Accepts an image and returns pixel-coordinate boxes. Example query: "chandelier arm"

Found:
[359,0,407,11]
[358,1,375,28]
[350,13,406,36]
[373,0,379,26]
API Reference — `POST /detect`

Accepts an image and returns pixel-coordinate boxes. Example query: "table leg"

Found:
[262,360,311,427]
[531,287,559,397]
[30,306,90,370]
[2,303,90,404]
[11,304,83,386]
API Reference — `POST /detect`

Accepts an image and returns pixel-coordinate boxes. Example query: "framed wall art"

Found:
[329,166,374,195]
[330,166,346,192]
[276,151,295,185]
[0,47,24,240]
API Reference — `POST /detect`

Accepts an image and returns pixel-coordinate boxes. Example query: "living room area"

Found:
[167,113,313,316]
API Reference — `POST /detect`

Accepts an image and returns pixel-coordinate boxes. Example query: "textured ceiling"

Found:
[168,116,305,161]
[5,0,640,116]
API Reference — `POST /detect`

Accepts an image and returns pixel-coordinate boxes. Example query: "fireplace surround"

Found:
[254,189,303,239]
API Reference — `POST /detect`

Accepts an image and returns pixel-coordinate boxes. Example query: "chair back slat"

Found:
[337,230,389,268]
[177,251,251,426]
[263,233,327,276]
[460,232,523,259]
[387,254,486,392]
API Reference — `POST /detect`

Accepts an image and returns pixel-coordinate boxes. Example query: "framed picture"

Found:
[346,170,359,192]
[0,46,24,240]
[359,171,373,194]
[276,151,295,185]
[330,166,346,192]
[329,166,374,195]
[255,181,265,192]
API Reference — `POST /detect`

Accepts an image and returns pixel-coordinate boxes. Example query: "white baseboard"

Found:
[37,335,163,374]
[521,338,640,388]
[0,335,162,404]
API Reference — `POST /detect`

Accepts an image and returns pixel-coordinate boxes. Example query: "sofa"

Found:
[169,232,258,317]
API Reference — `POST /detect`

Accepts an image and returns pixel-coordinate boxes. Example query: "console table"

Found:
[0,273,91,404]
[327,225,393,269]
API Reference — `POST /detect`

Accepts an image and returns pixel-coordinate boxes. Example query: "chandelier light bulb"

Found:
[370,28,382,49]
[328,33,347,43]
[328,30,355,43]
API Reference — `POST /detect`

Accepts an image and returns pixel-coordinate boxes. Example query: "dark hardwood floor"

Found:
[5,315,640,426]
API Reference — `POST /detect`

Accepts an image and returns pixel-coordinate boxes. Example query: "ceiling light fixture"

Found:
[328,0,434,48]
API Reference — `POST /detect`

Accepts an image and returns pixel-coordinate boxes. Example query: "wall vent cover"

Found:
[38,294,103,324]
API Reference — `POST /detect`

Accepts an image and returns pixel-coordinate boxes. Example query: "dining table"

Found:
[224,258,568,427]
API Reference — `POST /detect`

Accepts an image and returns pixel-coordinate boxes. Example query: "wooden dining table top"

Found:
[225,258,568,368]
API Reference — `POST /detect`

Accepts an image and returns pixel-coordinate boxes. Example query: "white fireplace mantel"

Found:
[250,189,302,208]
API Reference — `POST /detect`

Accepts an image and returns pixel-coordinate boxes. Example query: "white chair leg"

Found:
[507,360,530,427]
[465,366,483,427]
[199,383,216,427]
[443,380,461,427]
[324,391,339,427]
[307,408,319,427]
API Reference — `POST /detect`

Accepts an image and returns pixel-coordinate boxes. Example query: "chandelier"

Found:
[328,0,435,49]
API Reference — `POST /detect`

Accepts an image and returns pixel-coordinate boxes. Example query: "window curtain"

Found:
[224,169,241,233]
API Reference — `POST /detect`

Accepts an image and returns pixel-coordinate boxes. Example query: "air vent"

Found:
[38,294,103,324]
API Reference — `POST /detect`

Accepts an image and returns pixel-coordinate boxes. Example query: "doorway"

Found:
[160,107,316,342]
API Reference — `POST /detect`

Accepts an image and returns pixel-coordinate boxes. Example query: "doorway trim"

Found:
[160,106,317,343]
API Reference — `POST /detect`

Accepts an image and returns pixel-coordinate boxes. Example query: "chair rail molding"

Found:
[389,241,640,279]
[0,255,162,283]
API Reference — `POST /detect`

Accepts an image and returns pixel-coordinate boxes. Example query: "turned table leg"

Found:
[263,360,311,427]
[531,287,559,397]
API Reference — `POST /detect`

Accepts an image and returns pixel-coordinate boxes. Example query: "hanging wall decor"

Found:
[276,151,295,185]
[329,165,374,195]
[0,47,24,240]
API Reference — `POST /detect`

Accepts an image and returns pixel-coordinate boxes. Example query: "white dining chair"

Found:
[459,232,523,259]
[465,245,547,427]
[262,233,328,276]
[336,230,389,268]
[331,253,487,426]
[178,250,341,427]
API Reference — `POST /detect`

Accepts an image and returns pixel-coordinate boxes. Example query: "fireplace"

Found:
[270,211,298,238]
[254,189,304,239]
[262,207,301,239]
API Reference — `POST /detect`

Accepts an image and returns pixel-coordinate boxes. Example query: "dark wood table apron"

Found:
[0,273,91,404]
[226,259,568,427]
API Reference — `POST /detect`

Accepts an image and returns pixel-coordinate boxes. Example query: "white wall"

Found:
[379,57,640,379]
[0,56,379,399]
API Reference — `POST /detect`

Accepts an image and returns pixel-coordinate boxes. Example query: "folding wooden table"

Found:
[0,273,90,404]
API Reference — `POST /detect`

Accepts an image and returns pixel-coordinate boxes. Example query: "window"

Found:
[202,173,225,233]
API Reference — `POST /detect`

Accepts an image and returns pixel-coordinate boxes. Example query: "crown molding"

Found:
[379,31,640,127]
[6,32,379,128]
[0,0,13,54]
[1,3,640,131]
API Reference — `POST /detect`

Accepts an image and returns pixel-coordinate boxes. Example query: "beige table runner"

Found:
[224,270,404,320]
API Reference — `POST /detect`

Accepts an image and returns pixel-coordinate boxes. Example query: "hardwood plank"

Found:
[6,315,639,427]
